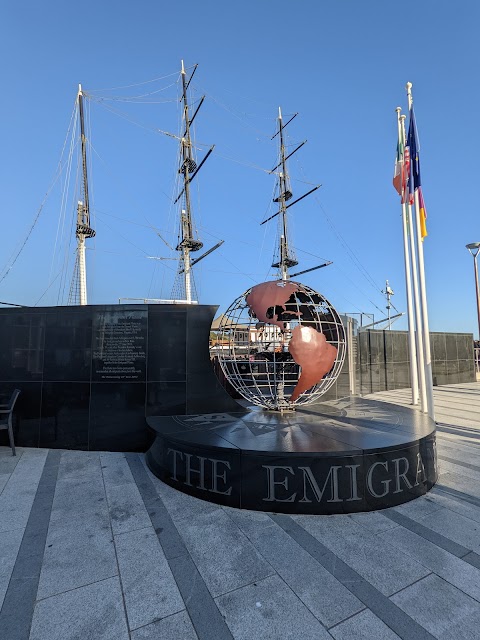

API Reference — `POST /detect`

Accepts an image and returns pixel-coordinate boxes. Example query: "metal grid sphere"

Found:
[215,280,346,410]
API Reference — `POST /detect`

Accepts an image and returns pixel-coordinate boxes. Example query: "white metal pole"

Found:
[184,247,192,304]
[401,115,426,411]
[406,82,435,421]
[397,110,419,405]
[78,235,87,305]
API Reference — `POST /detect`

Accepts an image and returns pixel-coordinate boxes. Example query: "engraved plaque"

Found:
[92,309,147,382]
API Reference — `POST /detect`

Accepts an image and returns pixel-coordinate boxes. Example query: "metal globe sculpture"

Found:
[215,280,346,410]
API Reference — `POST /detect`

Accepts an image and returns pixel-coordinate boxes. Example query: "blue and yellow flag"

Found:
[406,107,427,239]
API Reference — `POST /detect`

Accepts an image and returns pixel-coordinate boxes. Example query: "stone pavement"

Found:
[1,382,480,640]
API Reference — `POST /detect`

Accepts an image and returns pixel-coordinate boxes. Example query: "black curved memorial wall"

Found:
[0,304,241,451]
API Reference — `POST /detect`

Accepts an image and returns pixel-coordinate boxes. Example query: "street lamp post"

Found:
[466,242,480,341]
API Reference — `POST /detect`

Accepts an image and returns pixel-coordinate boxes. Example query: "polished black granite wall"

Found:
[0,304,241,452]
[357,330,476,395]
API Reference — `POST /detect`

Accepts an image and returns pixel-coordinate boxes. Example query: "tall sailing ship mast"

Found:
[171,61,222,303]
[262,108,328,280]
[69,84,96,306]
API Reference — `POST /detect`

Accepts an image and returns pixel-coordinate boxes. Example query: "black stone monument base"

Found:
[146,397,437,515]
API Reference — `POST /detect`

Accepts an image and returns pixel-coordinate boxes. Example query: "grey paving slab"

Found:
[216,574,333,640]
[383,508,470,557]
[247,520,364,628]
[438,442,480,466]
[0,523,25,609]
[391,573,480,640]
[296,513,430,596]
[53,450,102,483]
[390,494,443,519]
[437,458,480,481]
[131,611,198,640]
[222,505,275,537]
[0,448,22,494]
[435,483,480,510]
[37,451,117,600]
[463,552,480,571]
[270,514,435,640]
[30,576,129,640]
[0,450,60,640]
[380,525,480,603]
[168,552,234,640]
[348,511,399,533]
[126,454,234,640]
[143,461,220,524]
[37,524,118,600]
[101,453,152,536]
[0,449,48,533]
[427,488,480,524]
[47,479,110,532]
[329,609,401,640]
[176,506,274,598]
[414,506,480,552]
[114,526,184,631]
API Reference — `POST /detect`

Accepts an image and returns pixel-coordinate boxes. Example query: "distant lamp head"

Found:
[466,242,480,257]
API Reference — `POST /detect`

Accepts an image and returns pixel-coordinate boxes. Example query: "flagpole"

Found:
[407,200,427,412]
[396,108,419,406]
[401,114,427,412]
[406,82,435,422]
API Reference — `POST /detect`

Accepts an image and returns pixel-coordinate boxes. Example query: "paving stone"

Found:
[415,506,480,552]
[143,461,219,524]
[115,526,184,630]
[30,576,129,640]
[37,524,118,600]
[0,449,47,533]
[438,470,480,500]
[0,448,22,481]
[101,453,151,535]
[438,459,480,482]
[439,442,480,467]
[177,506,274,598]
[428,489,480,524]
[390,493,443,519]
[131,611,198,640]
[223,505,276,537]
[296,513,430,596]
[380,525,480,602]
[37,450,118,600]
[329,609,401,639]
[216,574,332,640]
[248,522,364,628]
[0,526,24,609]
[348,511,399,533]
[391,573,480,639]
[128,455,234,640]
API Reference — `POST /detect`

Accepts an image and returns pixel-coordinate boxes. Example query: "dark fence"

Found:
[356,330,475,395]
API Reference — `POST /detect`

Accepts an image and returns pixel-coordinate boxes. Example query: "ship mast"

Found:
[261,109,325,281]
[73,84,95,305]
[174,61,204,303]
[170,61,222,303]
[272,107,298,281]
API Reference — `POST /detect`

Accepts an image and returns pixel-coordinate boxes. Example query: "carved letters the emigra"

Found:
[164,443,435,508]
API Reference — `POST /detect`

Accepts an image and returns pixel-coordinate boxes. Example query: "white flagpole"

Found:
[401,114,427,412]
[396,108,419,405]
[406,82,435,421]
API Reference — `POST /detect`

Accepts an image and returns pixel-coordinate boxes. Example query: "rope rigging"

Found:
[4,65,392,316]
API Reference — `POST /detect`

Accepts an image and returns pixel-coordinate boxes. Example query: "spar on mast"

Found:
[261,109,327,280]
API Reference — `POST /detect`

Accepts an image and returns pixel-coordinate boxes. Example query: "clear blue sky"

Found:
[1,1,479,335]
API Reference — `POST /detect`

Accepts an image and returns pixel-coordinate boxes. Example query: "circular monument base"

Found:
[145,397,437,515]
